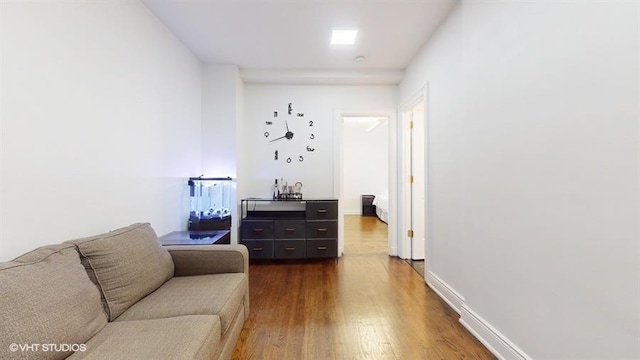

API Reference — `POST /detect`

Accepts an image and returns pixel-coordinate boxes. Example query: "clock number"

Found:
[308,120,313,127]
[265,121,272,125]
[310,133,315,140]
[306,146,315,152]
[299,155,304,162]
[288,103,293,115]
[274,111,278,117]
[275,150,278,160]
[297,113,304,117]
[264,132,269,138]
[286,157,292,163]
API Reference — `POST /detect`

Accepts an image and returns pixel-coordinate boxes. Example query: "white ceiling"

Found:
[142,0,457,72]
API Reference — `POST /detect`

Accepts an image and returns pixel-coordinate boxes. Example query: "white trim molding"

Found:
[460,305,532,360]
[240,69,405,85]
[426,271,465,314]
[426,271,532,360]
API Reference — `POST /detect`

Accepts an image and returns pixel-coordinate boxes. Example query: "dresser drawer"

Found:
[242,240,274,259]
[306,221,337,239]
[306,201,338,220]
[274,240,306,259]
[242,220,274,239]
[306,240,337,258]
[275,220,306,239]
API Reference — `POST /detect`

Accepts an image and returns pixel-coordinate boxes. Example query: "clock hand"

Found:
[270,134,287,143]
[285,119,290,132]
[270,129,294,143]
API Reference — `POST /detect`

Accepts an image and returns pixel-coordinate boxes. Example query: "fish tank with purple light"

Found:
[188,177,232,231]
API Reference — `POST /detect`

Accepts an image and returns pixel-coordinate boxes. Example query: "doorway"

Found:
[341,117,389,255]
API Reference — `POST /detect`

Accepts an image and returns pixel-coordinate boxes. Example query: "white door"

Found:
[410,101,425,260]
[402,99,426,260]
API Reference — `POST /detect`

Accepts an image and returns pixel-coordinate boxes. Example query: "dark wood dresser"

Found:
[240,199,338,260]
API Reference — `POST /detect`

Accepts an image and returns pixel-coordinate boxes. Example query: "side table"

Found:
[158,230,231,246]
[361,195,376,216]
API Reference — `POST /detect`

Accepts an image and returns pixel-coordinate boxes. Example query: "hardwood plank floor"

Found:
[408,260,425,279]
[344,215,389,255]
[232,216,494,359]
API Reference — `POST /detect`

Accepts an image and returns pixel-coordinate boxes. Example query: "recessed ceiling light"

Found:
[354,56,366,63]
[331,29,358,45]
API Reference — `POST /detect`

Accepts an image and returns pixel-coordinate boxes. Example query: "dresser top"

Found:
[242,198,338,202]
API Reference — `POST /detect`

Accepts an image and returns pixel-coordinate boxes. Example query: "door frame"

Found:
[398,85,429,264]
[333,108,398,256]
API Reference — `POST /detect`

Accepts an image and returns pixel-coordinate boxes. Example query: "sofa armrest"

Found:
[165,244,248,277]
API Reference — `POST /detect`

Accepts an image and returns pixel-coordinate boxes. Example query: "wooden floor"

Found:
[344,215,390,255]
[408,260,425,278]
[232,215,494,359]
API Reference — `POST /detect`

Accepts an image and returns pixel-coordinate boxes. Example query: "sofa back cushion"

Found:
[67,223,174,321]
[0,244,107,360]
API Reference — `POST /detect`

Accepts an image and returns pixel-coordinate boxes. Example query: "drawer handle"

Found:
[316,209,327,214]
[252,247,263,251]
[316,246,328,251]
[285,228,296,232]
[316,228,328,232]
[285,247,296,251]
[252,228,264,233]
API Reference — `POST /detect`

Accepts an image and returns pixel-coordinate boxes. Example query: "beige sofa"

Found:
[0,223,249,360]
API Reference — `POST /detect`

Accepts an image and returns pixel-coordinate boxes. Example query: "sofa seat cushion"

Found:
[67,315,221,360]
[0,244,107,360]
[116,273,248,335]
[66,223,174,321]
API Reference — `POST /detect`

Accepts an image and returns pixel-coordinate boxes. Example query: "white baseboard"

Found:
[426,272,531,360]
[460,305,531,360]
[425,271,464,314]
[344,210,361,215]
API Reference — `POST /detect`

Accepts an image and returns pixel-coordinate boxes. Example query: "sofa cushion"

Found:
[116,273,248,335]
[0,244,107,360]
[67,315,221,360]
[66,223,174,321]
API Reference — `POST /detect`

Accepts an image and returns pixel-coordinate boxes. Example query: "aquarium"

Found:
[188,177,232,231]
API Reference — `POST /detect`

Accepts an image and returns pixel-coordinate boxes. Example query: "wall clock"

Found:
[264,102,316,163]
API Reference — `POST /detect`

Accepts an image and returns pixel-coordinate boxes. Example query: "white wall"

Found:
[342,119,388,214]
[241,85,396,199]
[235,72,245,244]
[1,1,202,261]
[399,1,639,359]
[202,65,240,176]
[201,64,242,243]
